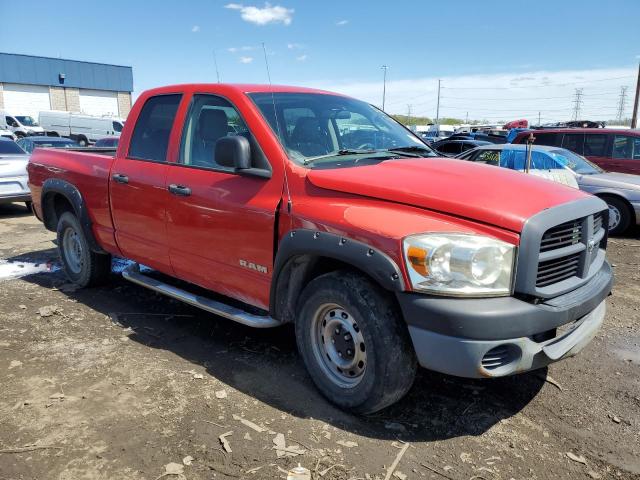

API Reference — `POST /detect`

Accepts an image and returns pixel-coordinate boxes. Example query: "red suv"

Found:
[513,128,640,175]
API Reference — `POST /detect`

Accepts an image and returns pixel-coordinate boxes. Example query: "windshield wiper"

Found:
[385,145,435,157]
[303,149,376,165]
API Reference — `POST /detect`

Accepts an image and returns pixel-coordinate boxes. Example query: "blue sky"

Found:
[1,0,639,122]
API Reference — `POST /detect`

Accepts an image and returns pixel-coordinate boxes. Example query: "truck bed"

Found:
[27,147,119,256]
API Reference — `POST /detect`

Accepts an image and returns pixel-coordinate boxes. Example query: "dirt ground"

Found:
[0,203,638,480]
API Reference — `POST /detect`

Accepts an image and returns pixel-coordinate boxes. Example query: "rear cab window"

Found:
[128,94,182,162]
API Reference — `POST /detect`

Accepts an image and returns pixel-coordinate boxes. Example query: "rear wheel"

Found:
[602,196,631,235]
[56,211,111,287]
[295,270,417,414]
[77,136,88,147]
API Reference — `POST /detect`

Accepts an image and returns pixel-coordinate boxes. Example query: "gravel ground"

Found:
[0,202,639,480]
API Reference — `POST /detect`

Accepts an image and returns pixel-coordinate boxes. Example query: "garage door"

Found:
[79,89,119,117]
[3,83,51,118]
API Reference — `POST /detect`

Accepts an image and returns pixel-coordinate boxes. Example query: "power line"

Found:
[441,75,634,90]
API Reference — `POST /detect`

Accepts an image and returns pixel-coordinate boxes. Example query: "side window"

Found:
[475,150,500,166]
[180,94,250,170]
[612,135,639,160]
[437,142,460,154]
[461,142,476,152]
[583,134,607,156]
[532,133,557,146]
[113,121,123,133]
[128,94,182,162]
[561,133,585,155]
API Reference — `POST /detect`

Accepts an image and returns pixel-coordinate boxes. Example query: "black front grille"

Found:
[536,252,581,287]
[593,212,604,234]
[540,219,582,253]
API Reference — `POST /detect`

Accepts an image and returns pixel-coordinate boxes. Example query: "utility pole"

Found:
[435,79,441,126]
[631,61,640,128]
[616,86,628,123]
[381,65,389,111]
[407,104,412,127]
[572,88,583,121]
[538,111,541,126]
[212,50,221,83]
[465,111,468,124]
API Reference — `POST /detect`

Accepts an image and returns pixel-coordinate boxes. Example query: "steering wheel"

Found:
[357,143,375,150]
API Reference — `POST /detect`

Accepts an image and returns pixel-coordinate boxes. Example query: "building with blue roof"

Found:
[0,53,133,118]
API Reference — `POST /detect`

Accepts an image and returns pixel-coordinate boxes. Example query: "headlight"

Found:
[403,233,516,296]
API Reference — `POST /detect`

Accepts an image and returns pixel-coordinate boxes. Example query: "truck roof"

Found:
[144,83,343,97]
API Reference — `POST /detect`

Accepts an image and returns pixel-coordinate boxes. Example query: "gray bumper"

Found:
[632,201,640,224]
[398,261,612,378]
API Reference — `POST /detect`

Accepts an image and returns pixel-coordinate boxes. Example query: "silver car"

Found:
[0,138,30,209]
[457,144,640,235]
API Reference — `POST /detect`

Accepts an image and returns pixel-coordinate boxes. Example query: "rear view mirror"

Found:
[215,136,251,170]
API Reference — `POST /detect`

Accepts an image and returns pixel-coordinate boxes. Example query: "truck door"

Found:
[110,93,182,274]
[165,94,282,310]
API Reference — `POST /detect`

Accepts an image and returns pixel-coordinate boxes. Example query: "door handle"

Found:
[112,173,129,184]
[168,184,191,196]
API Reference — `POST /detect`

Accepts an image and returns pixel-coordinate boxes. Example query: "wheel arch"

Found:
[270,230,405,323]
[595,192,635,219]
[41,178,106,254]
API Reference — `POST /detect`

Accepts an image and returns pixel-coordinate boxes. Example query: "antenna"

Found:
[261,42,292,213]
[212,50,221,83]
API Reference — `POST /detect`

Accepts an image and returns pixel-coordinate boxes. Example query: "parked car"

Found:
[458,144,640,234]
[449,132,507,144]
[0,111,45,137]
[94,137,119,148]
[17,136,80,154]
[39,111,123,146]
[27,83,612,414]
[420,124,456,143]
[431,139,491,156]
[455,144,579,190]
[512,128,640,175]
[0,137,31,208]
[0,128,16,141]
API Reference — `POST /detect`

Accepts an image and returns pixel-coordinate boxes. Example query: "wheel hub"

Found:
[312,304,367,387]
[608,205,621,231]
[62,227,83,274]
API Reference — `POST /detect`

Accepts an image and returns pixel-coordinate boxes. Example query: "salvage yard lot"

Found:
[1,203,639,480]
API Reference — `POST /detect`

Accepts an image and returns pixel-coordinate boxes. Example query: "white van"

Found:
[0,110,45,137]
[38,111,123,146]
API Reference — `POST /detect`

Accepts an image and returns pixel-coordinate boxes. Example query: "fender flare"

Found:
[269,229,405,321]
[41,178,106,253]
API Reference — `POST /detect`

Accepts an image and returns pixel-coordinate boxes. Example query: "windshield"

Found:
[0,141,26,155]
[249,92,436,167]
[548,149,602,175]
[15,116,38,126]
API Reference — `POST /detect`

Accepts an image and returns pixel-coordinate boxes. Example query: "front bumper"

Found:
[397,261,613,378]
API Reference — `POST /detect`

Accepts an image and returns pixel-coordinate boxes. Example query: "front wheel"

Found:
[295,270,417,414]
[56,211,111,287]
[603,196,631,235]
[77,136,88,147]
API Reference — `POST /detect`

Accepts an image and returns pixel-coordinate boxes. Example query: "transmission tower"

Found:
[616,86,628,123]
[571,89,583,121]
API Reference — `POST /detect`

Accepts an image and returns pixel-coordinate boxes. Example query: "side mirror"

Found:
[215,136,251,170]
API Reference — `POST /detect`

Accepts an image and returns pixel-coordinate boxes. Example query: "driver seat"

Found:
[290,117,330,157]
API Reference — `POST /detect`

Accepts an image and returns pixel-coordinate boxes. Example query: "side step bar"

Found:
[122,263,281,328]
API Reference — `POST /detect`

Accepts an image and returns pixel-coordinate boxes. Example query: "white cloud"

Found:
[296,54,307,62]
[239,56,254,64]
[287,43,303,49]
[312,67,637,123]
[335,19,348,26]
[225,2,293,26]
[228,46,254,53]
[191,25,200,32]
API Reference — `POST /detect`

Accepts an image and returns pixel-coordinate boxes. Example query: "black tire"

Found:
[56,211,111,287]
[295,270,417,414]
[602,196,631,235]
[77,136,88,147]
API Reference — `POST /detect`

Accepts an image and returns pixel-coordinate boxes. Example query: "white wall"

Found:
[3,83,51,118]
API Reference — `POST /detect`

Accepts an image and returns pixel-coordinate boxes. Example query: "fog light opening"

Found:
[481,344,522,374]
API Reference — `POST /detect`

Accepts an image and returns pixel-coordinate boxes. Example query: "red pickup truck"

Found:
[28,84,613,413]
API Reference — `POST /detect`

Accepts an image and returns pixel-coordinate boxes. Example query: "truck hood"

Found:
[306,158,588,232]
[0,155,29,177]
